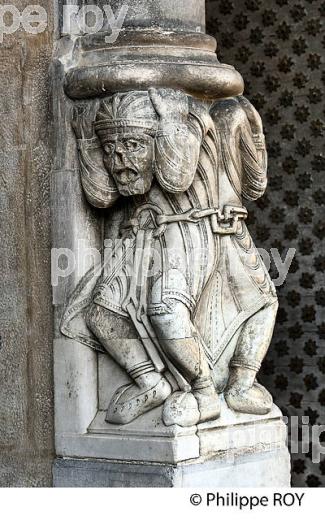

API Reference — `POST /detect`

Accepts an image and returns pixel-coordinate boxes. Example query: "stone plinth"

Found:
[53,399,290,487]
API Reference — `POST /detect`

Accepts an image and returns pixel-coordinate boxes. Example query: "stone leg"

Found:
[225,300,278,414]
[86,303,171,424]
[150,301,221,426]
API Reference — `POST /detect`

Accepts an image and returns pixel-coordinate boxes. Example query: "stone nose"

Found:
[113,151,126,169]
[113,146,128,169]
[113,146,135,172]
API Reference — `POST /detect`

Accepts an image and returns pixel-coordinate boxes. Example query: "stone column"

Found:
[52,0,291,487]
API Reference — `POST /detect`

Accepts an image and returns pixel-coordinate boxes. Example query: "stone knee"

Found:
[85,302,103,338]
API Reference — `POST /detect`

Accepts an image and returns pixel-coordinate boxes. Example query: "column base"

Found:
[53,446,290,487]
[53,400,291,487]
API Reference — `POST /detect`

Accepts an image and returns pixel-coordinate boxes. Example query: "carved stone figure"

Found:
[60,87,278,428]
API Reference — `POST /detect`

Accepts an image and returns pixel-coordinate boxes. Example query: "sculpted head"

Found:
[95,92,158,196]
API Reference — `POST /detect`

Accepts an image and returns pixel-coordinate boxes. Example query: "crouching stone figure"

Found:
[61,88,278,427]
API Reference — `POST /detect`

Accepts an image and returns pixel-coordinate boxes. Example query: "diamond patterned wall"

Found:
[206,0,325,486]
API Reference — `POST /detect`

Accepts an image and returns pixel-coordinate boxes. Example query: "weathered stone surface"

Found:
[54,446,291,487]
[0,3,54,486]
[55,399,286,465]
[58,0,206,34]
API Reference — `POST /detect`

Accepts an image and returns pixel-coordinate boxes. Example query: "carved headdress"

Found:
[94,92,158,141]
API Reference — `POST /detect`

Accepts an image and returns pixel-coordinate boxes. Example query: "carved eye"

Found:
[123,140,143,152]
[104,143,114,154]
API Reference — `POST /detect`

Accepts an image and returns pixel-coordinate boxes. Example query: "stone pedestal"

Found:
[53,399,290,487]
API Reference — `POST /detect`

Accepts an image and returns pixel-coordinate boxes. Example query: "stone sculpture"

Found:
[60,86,278,428]
[52,0,291,488]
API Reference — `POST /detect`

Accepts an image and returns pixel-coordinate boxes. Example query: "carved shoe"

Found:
[162,391,200,427]
[106,376,172,425]
[193,387,221,423]
[225,381,273,415]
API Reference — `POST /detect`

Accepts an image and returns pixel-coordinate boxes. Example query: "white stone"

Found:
[55,397,289,470]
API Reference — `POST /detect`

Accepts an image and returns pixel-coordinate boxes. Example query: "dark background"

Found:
[206,0,325,486]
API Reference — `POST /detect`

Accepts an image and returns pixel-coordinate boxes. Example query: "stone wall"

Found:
[0,1,54,486]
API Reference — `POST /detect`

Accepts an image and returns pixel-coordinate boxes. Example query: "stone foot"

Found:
[162,387,221,427]
[193,387,221,423]
[225,381,273,415]
[162,391,200,427]
[106,376,172,424]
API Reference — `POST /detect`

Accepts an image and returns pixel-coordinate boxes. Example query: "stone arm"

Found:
[211,96,268,201]
[72,105,120,209]
[149,89,204,193]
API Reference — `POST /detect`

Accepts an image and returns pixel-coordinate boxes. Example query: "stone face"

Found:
[0,4,54,486]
